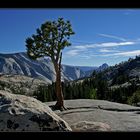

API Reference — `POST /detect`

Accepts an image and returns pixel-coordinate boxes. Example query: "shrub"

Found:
[127,89,140,106]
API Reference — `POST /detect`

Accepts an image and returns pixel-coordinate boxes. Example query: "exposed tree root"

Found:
[49,104,68,111]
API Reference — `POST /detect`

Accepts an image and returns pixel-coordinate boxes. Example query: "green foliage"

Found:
[89,88,97,99]
[33,79,98,102]
[33,84,56,102]
[25,18,75,62]
[0,81,6,90]
[33,85,48,102]
[31,75,140,106]
[112,74,129,85]
[127,89,140,105]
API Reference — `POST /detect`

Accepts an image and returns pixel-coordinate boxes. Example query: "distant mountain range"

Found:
[91,56,140,87]
[0,52,109,83]
[74,66,98,72]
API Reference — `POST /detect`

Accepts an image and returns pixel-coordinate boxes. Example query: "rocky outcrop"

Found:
[0,90,72,131]
[0,74,47,96]
[47,99,140,131]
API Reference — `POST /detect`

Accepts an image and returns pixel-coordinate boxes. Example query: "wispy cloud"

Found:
[74,45,88,49]
[114,50,140,57]
[101,50,140,57]
[99,48,120,53]
[98,33,127,41]
[65,49,140,60]
[74,41,136,49]
[65,49,80,56]
[79,55,92,59]
[66,41,136,57]
[97,41,135,47]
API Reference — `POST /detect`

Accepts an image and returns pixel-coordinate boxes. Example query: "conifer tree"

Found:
[26,18,74,110]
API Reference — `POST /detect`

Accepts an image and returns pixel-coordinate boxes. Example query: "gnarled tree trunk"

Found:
[53,53,66,111]
[55,65,64,109]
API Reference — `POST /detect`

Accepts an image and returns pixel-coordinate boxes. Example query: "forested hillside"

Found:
[34,56,140,106]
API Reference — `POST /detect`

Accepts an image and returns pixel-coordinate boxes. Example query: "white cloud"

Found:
[101,50,140,57]
[73,41,135,50]
[65,49,140,59]
[98,33,127,41]
[79,55,91,59]
[97,41,135,47]
[65,49,80,56]
[114,50,140,56]
[74,45,88,49]
[99,48,120,53]
[66,40,137,57]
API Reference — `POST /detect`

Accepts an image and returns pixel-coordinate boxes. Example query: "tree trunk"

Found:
[55,66,64,108]
[53,62,66,111]
[51,52,66,111]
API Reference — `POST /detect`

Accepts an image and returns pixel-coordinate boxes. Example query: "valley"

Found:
[0,52,140,108]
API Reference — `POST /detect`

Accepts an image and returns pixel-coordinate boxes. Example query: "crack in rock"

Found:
[98,106,140,112]
[55,106,140,115]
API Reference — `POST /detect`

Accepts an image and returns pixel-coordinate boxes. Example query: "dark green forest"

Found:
[33,56,140,106]
[33,70,140,106]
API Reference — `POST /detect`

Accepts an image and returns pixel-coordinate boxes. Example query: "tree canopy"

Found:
[26,18,74,63]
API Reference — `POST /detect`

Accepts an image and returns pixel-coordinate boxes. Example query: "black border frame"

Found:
[1,0,140,8]
[1,0,140,139]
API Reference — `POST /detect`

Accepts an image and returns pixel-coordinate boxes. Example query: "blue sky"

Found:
[0,9,140,66]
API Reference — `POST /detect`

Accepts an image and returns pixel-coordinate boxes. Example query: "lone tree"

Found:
[25,18,75,110]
